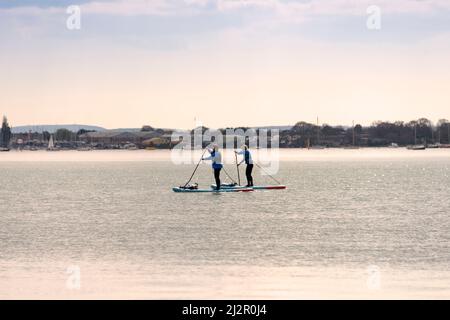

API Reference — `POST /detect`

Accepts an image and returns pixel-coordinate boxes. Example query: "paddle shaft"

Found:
[235,152,241,185]
[183,148,208,188]
[254,162,282,185]
[222,167,237,184]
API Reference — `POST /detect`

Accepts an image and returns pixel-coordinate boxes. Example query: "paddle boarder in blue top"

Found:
[202,144,223,190]
[235,145,254,187]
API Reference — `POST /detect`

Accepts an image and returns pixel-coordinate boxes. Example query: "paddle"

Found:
[234,151,241,186]
[222,167,238,185]
[254,161,282,185]
[183,147,208,188]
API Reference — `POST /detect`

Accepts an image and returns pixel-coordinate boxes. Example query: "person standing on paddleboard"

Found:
[235,145,254,187]
[202,144,223,190]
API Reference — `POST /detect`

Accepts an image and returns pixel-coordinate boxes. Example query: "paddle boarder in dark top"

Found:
[235,145,254,187]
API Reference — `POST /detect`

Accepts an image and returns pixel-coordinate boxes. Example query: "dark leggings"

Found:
[214,168,221,189]
[246,164,254,186]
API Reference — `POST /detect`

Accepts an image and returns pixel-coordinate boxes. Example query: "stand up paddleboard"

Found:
[211,184,286,190]
[173,147,285,193]
[172,187,254,193]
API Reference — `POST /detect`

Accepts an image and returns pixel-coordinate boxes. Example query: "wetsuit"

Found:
[237,149,254,187]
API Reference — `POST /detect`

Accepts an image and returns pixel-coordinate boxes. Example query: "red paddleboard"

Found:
[211,184,287,190]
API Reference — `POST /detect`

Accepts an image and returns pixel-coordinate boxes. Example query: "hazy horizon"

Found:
[2,0,450,129]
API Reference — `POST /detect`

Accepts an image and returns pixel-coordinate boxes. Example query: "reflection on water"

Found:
[1,149,449,299]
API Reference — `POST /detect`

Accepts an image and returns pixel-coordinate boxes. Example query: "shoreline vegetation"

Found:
[1,116,450,151]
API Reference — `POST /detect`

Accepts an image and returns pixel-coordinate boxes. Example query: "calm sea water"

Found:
[1,149,449,299]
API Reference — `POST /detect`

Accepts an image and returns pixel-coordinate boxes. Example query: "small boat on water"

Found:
[123,143,138,150]
[407,145,426,150]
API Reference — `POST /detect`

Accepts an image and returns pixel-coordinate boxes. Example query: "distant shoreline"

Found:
[3,117,450,150]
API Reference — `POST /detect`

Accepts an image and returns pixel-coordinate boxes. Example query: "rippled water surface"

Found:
[1,149,449,299]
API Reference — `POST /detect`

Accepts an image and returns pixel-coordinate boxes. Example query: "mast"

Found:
[414,124,417,145]
[352,120,355,146]
[438,125,441,144]
[317,116,320,146]
[431,124,434,144]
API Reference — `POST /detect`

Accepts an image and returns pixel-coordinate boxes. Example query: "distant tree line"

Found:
[176,119,450,148]
[42,128,96,142]
[280,118,450,147]
[10,128,98,146]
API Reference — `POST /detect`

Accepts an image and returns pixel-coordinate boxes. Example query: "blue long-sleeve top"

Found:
[236,149,253,165]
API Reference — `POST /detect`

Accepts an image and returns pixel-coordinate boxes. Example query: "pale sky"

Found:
[1,0,450,129]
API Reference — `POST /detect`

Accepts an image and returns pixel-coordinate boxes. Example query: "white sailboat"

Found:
[407,124,426,150]
[310,116,326,149]
[47,135,59,151]
[344,120,359,149]
[427,125,440,148]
